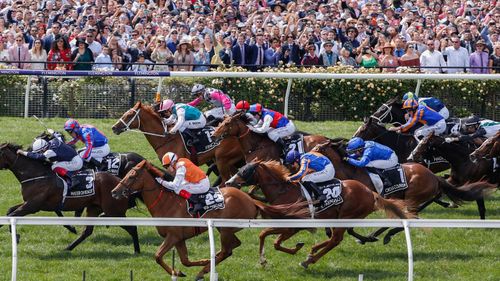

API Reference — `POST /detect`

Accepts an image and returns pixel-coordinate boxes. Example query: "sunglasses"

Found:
[15,39,22,42]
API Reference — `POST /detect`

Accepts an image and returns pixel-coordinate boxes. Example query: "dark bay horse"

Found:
[470,131,500,162]
[410,133,499,219]
[225,160,412,268]
[0,143,140,253]
[312,140,496,243]
[111,102,244,184]
[110,160,308,280]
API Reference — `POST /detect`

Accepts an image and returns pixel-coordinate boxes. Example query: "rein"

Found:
[119,108,166,138]
[21,176,50,184]
[370,103,393,124]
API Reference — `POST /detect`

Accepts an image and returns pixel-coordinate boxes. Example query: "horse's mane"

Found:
[0,143,22,151]
[386,96,402,106]
[143,160,175,180]
[258,160,290,181]
[140,103,163,122]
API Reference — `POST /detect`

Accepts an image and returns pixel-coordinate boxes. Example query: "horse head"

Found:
[213,111,249,139]
[112,160,150,198]
[0,143,22,169]
[225,161,258,188]
[353,117,388,140]
[470,132,500,162]
[369,96,405,125]
[409,132,442,162]
[312,138,348,161]
[112,102,162,135]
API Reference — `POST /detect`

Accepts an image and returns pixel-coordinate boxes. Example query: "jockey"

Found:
[402,92,450,119]
[247,103,296,148]
[17,137,83,187]
[155,152,210,201]
[388,99,446,140]
[157,99,206,144]
[446,115,500,143]
[344,137,399,187]
[188,83,236,124]
[64,119,109,169]
[235,100,251,112]
[285,150,335,201]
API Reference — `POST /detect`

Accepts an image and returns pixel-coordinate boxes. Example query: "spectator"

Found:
[8,33,30,69]
[166,30,179,54]
[211,33,225,66]
[319,41,338,67]
[129,38,151,62]
[0,36,9,65]
[356,46,378,69]
[249,34,267,71]
[219,36,234,66]
[301,44,320,66]
[29,39,47,70]
[111,48,124,71]
[379,43,399,73]
[443,37,470,73]
[280,34,300,65]
[232,33,249,67]
[43,22,61,53]
[85,30,102,59]
[47,36,71,70]
[94,45,113,70]
[203,34,216,64]
[400,44,421,68]
[420,40,446,73]
[339,47,358,67]
[264,38,281,66]
[193,42,210,72]
[130,53,153,71]
[339,26,360,57]
[489,43,500,74]
[173,37,194,71]
[151,36,173,71]
[469,40,489,74]
[71,38,94,71]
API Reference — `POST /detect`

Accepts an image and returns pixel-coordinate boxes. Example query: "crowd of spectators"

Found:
[0,0,499,73]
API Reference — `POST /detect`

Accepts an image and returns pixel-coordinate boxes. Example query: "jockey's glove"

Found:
[155,177,165,185]
[16,150,27,156]
[342,157,349,161]
[47,129,55,135]
[445,137,457,143]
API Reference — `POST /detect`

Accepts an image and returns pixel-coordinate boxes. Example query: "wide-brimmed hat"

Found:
[475,39,486,46]
[76,37,88,47]
[382,42,395,52]
[177,36,192,49]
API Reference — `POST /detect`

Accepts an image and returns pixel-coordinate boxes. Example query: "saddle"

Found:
[180,127,221,155]
[185,187,225,218]
[366,165,408,196]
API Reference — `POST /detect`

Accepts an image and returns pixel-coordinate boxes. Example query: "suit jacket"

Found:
[264,48,280,66]
[219,48,233,65]
[280,43,301,65]
[232,43,250,66]
[249,44,268,65]
[8,44,31,69]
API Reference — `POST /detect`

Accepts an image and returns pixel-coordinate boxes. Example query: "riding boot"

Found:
[65,171,80,190]
[304,181,326,202]
[275,138,287,156]
[89,157,103,171]
[183,129,200,146]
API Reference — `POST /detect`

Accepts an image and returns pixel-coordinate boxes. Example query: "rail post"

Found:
[23,77,31,118]
[10,218,17,281]
[129,78,136,108]
[403,220,414,281]
[42,77,48,117]
[283,78,293,117]
[207,219,218,281]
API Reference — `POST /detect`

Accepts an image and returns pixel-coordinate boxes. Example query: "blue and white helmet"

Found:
[285,150,301,165]
[346,137,365,153]
[191,84,205,96]
[32,138,49,153]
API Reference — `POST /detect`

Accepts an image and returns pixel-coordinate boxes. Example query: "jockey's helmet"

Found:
[248,103,263,114]
[191,84,205,96]
[64,119,80,133]
[32,138,49,153]
[402,99,419,110]
[236,100,250,111]
[158,99,174,112]
[162,152,178,167]
[402,92,418,102]
[464,115,481,127]
[285,150,301,165]
[346,137,365,154]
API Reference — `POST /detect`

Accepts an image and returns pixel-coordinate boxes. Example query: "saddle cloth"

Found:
[300,179,343,214]
[57,169,96,198]
[101,153,123,176]
[185,187,225,217]
[367,165,408,197]
[282,133,305,156]
[180,127,222,154]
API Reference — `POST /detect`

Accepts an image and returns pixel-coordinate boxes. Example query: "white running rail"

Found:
[1,217,499,281]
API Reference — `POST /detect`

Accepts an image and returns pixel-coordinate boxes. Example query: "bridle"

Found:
[117,166,165,209]
[118,108,165,138]
[0,147,50,184]
[369,103,394,125]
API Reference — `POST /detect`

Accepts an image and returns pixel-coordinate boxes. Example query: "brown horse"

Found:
[111,101,244,184]
[110,160,309,280]
[0,143,140,253]
[312,140,497,243]
[470,131,500,162]
[225,160,412,268]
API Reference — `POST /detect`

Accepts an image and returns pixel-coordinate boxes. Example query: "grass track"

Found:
[0,117,498,281]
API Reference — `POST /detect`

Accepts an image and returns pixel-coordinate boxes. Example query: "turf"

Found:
[0,117,498,281]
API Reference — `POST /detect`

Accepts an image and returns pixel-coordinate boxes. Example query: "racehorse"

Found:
[312,139,496,243]
[353,97,450,173]
[110,160,309,280]
[470,131,500,162]
[410,133,499,219]
[0,143,140,253]
[225,160,412,268]
[111,102,244,184]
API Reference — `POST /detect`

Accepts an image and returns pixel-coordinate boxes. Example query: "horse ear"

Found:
[363,116,368,123]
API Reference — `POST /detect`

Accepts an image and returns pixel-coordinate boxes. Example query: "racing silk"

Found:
[27,138,78,162]
[188,88,233,110]
[459,120,500,142]
[67,125,108,160]
[252,109,289,133]
[347,141,394,167]
[418,97,445,112]
[289,152,332,181]
[400,105,444,133]
[164,103,203,133]
[165,158,207,190]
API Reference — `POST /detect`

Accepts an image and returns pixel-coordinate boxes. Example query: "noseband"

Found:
[119,108,141,131]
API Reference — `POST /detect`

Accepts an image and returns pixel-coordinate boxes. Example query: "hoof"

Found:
[366,236,379,243]
[194,276,204,281]
[260,259,267,267]
[447,202,459,209]
[383,236,392,245]
[177,271,186,277]
[355,239,365,245]
[299,261,309,269]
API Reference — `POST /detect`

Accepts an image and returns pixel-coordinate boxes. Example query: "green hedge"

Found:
[0,65,498,120]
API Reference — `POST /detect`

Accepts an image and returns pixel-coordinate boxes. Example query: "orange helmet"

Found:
[402,99,419,110]
[161,152,178,167]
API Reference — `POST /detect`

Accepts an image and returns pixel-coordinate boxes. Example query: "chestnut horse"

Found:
[111,102,244,184]
[111,160,309,280]
[0,143,140,253]
[410,133,499,219]
[225,160,412,268]
[312,140,496,244]
[470,131,500,162]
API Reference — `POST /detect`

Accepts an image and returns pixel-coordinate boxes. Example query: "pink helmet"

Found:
[158,99,174,112]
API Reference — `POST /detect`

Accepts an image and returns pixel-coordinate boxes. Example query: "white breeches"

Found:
[365,152,399,169]
[52,155,83,172]
[181,177,210,194]
[204,104,236,119]
[79,144,110,162]
[483,124,500,138]
[302,163,335,183]
[267,121,296,142]
[179,115,207,132]
[414,119,446,139]
[438,107,449,120]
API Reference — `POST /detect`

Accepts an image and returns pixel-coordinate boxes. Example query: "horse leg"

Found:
[383,227,404,245]
[7,201,43,243]
[0,203,22,230]
[175,240,210,267]
[118,224,140,254]
[155,237,185,277]
[258,228,303,266]
[248,186,268,202]
[273,229,304,255]
[433,199,451,208]
[65,206,101,251]
[476,199,486,220]
[300,228,346,269]
[348,228,378,245]
[195,231,241,280]
[54,210,78,234]
[211,176,222,187]
[365,227,389,242]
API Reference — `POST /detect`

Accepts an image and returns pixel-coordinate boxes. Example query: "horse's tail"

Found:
[438,176,496,204]
[253,199,311,219]
[373,192,414,219]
